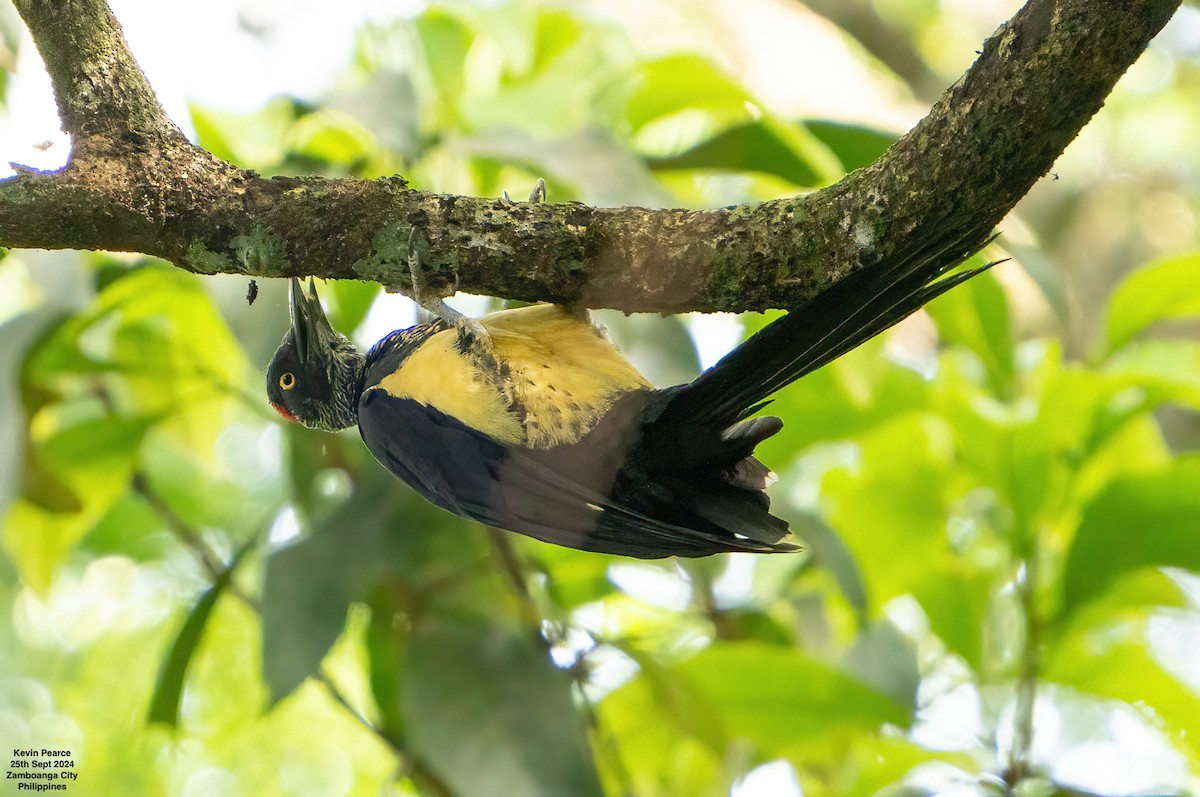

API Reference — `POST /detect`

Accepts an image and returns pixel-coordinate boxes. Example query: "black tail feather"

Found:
[657,223,996,429]
[606,222,995,557]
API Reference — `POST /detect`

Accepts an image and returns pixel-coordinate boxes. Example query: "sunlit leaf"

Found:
[821,414,957,611]
[625,54,753,134]
[533,544,618,609]
[1103,339,1200,409]
[925,268,1015,399]
[286,109,382,170]
[321,278,380,336]
[647,117,843,187]
[799,734,964,797]
[617,645,727,752]
[753,332,934,467]
[1046,624,1200,762]
[3,413,158,590]
[911,566,993,669]
[805,119,896,172]
[1103,252,1200,355]
[1062,456,1200,614]
[410,10,471,122]
[78,492,164,560]
[404,616,603,797]
[27,267,248,457]
[842,620,920,709]
[598,657,725,796]
[148,542,252,727]
[190,97,298,169]
[0,309,66,522]
[678,643,913,751]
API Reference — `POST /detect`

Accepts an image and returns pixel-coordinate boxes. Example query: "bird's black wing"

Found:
[357,388,792,558]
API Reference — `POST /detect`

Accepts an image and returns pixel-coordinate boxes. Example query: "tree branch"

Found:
[0,0,1182,313]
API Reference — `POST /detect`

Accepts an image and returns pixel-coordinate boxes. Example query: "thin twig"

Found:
[314,668,455,797]
[486,528,540,628]
[132,472,226,578]
[138,468,456,794]
[313,672,453,797]
[486,529,638,797]
[1004,549,1041,790]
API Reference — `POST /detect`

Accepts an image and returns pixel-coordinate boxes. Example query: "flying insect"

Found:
[267,212,989,558]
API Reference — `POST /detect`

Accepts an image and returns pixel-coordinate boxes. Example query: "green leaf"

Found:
[451,127,674,208]
[1104,252,1200,355]
[754,335,932,462]
[79,492,165,560]
[190,97,298,169]
[841,620,920,709]
[148,542,252,727]
[37,413,158,490]
[22,447,83,513]
[412,10,471,118]
[911,566,992,669]
[805,119,896,172]
[320,278,380,336]
[28,266,249,455]
[260,475,402,702]
[1062,456,1200,614]
[792,512,868,620]
[925,267,1015,399]
[404,617,603,797]
[597,653,724,794]
[1045,623,1200,761]
[286,109,381,168]
[3,413,159,590]
[678,643,913,752]
[625,54,753,133]
[261,468,471,702]
[646,117,842,187]
[138,428,283,536]
[0,309,67,521]
[821,414,957,612]
[364,591,408,744]
[617,644,727,752]
[534,544,618,609]
[1103,339,1200,409]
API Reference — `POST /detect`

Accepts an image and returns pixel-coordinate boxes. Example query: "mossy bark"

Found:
[0,0,1183,313]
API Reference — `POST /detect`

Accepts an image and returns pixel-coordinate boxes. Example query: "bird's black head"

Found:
[266,278,364,431]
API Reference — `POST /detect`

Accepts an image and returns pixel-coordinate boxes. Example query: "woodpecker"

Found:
[266,224,990,558]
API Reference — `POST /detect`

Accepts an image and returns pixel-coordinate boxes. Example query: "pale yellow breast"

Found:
[375,305,652,448]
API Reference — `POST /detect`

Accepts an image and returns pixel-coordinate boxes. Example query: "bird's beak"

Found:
[289,277,335,363]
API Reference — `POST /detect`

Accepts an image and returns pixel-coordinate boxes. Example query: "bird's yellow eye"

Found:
[279,372,296,390]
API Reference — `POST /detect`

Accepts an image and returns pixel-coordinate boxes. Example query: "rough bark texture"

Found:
[0,0,1183,313]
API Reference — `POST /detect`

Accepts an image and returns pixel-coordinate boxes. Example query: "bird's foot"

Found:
[407,226,484,336]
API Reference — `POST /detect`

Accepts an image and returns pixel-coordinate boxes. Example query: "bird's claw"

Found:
[500,178,547,207]
[528,177,546,204]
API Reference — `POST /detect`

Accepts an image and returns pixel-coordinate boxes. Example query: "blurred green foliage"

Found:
[3,2,1200,796]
